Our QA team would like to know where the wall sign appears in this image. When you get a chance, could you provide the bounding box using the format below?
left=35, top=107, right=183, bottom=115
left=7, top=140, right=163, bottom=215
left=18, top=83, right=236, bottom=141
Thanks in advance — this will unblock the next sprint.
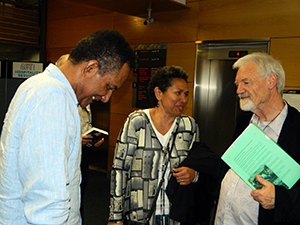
left=132, top=43, right=167, bottom=108
left=12, top=62, right=43, bottom=78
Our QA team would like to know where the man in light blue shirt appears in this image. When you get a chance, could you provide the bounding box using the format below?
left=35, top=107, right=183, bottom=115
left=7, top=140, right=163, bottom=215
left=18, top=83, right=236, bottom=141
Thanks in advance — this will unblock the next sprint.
left=0, top=30, right=135, bottom=224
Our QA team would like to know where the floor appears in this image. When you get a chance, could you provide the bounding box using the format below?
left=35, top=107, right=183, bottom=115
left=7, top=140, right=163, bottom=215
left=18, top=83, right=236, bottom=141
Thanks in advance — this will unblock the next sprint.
left=81, top=170, right=216, bottom=225
left=82, top=169, right=110, bottom=225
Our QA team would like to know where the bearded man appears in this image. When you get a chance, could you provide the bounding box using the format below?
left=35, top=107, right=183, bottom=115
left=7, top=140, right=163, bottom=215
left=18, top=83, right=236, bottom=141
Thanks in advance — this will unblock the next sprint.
left=215, top=52, right=300, bottom=225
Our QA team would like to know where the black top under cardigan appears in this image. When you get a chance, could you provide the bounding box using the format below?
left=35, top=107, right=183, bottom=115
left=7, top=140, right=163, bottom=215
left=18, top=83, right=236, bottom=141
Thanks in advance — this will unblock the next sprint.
left=166, top=142, right=224, bottom=224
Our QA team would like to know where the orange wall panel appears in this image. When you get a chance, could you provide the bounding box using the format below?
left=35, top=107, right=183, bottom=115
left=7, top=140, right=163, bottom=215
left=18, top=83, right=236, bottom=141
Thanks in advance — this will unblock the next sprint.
left=108, top=113, right=128, bottom=149
left=270, top=38, right=300, bottom=89
left=46, top=48, right=72, bottom=64
left=108, top=146, right=116, bottom=170
left=197, top=0, right=300, bottom=41
left=166, top=42, right=196, bottom=83
left=46, top=14, right=114, bottom=49
left=114, top=2, right=199, bottom=44
left=47, top=0, right=109, bottom=21
left=110, top=79, right=138, bottom=116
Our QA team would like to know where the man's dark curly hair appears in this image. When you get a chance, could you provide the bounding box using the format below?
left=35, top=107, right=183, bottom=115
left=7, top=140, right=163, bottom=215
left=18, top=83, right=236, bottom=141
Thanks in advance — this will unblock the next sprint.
left=69, top=30, right=135, bottom=76
left=148, top=66, right=188, bottom=107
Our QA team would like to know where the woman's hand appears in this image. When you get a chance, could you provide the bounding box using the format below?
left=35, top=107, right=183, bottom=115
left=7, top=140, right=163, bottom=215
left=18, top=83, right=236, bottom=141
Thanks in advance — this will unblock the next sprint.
left=172, top=166, right=195, bottom=185
left=94, top=137, right=104, bottom=147
left=81, top=134, right=104, bottom=147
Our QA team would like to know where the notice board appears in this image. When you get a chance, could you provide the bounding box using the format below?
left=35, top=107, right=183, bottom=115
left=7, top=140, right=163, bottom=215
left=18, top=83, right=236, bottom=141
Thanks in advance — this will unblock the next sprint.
left=132, top=43, right=167, bottom=109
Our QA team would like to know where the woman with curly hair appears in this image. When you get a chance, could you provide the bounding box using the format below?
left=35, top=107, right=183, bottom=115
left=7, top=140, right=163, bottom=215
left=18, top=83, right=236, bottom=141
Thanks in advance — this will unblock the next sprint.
left=108, top=66, right=201, bottom=225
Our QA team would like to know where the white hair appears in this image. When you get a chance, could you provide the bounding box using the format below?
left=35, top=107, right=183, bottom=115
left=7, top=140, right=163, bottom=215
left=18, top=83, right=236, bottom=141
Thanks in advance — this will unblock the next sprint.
left=55, top=54, right=70, bottom=67
left=233, top=52, right=285, bottom=94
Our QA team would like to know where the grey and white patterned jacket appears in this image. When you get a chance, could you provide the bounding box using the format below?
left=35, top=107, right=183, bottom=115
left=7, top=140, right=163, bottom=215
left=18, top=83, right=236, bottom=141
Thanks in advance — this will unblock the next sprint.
left=108, top=110, right=200, bottom=224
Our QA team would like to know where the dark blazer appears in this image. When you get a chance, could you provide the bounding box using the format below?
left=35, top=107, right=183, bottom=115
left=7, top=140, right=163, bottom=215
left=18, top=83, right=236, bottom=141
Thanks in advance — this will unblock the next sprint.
left=233, top=104, right=300, bottom=225
left=166, top=142, right=224, bottom=225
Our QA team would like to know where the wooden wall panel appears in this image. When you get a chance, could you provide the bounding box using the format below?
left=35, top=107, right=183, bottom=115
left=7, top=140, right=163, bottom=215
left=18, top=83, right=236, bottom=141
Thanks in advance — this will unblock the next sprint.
left=270, top=38, right=300, bottom=89
left=110, top=78, right=138, bottom=116
left=46, top=48, right=72, bottom=64
left=46, top=14, right=114, bottom=49
left=47, top=0, right=114, bottom=51
left=166, top=42, right=196, bottom=117
left=166, top=42, right=196, bottom=83
left=108, top=113, right=128, bottom=169
left=47, top=0, right=109, bottom=21
left=114, top=1, right=199, bottom=44
left=197, top=0, right=300, bottom=41
left=108, top=146, right=116, bottom=170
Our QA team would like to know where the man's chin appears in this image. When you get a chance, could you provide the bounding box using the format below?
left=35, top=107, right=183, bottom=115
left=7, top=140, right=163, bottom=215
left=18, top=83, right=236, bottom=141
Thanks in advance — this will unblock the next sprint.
left=240, top=100, right=256, bottom=111
left=79, top=102, right=89, bottom=108
left=79, top=98, right=93, bottom=108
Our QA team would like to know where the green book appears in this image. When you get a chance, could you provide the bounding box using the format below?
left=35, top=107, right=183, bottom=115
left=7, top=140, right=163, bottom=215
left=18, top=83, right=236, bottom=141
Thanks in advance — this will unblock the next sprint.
left=221, top=123, right=300, bottom=190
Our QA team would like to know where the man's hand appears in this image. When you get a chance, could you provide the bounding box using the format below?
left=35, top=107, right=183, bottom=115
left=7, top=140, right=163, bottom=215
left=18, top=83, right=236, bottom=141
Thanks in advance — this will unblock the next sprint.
left=82, top=135, right=92, bottom=146
left=172, top=166, right=195, bottom=186
left=250, top=174, right=275, bottom=210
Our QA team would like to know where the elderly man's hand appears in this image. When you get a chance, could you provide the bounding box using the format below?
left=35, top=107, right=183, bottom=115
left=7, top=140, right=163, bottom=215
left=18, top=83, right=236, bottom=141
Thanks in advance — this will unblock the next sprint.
left=82, top=135, right=93, bottom=146
left=250, top=174, right=275, bottom=210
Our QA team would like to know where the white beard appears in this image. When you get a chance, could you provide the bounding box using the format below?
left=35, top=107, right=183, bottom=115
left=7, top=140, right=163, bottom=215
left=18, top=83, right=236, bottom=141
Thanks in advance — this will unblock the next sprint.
left=239, top=98, right=257, bottom=111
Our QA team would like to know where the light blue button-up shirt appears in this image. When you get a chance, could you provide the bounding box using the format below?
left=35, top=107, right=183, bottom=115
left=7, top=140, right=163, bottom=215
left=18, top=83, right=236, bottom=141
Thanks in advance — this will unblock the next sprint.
left=0, top=64, right=82, bottom=224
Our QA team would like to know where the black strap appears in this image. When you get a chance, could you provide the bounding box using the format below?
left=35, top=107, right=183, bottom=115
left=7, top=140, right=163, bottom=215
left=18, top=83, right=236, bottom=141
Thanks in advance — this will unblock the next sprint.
left=145, top=126, right=178, bottom=222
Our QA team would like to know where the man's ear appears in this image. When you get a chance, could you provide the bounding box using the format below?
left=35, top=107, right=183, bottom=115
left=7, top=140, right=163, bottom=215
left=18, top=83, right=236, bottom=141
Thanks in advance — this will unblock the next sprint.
left=268, top=73, right=277, bottom=90
left=154, top=86, right=162, bottom=101
left=83, top=60, right=99, bottom=77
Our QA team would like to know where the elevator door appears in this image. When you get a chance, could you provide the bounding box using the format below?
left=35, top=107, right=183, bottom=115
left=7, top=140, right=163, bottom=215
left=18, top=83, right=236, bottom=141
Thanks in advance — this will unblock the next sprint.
left=194, top=59, right=239, bottom=156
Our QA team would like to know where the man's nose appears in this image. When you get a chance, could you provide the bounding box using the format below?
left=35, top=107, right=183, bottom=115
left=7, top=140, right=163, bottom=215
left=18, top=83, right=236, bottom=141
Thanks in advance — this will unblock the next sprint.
left=236, top=84, right=243, bottom=95
left=100, top=90, right=113, bottom=103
